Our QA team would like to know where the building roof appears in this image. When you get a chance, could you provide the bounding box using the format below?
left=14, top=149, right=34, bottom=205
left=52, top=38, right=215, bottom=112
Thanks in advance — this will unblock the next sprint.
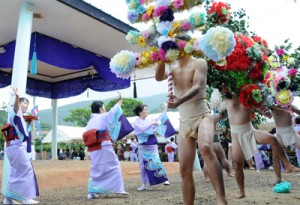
left=0, top=0, right=150, bottom=98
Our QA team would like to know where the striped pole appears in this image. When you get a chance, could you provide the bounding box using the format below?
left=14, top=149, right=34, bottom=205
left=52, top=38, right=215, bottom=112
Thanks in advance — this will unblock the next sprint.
left=167, top=64, right=173, bottom=102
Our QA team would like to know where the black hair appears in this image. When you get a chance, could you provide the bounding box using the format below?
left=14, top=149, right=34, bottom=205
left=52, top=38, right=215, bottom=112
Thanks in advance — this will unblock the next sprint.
left=91, top=101, right=104, bottom=113
left=295, top=116, right=300, bottom=125
left=19, top=97, right=29, bottom=104
left=170, top=137, right=174, bottom=142
left=134, top=104, right=147, bottom=116
left=269, top=127, right=276, bottom=134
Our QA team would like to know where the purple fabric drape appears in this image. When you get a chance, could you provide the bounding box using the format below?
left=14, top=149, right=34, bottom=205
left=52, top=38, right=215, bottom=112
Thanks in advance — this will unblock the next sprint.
left=0, top=32, right=130, bottom=99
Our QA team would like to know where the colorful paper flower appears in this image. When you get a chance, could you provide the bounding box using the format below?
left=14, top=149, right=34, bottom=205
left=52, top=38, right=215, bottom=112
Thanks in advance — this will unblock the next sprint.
left=166, top=49, right=180, bottom=61
left=207, top=1, right=230, bottom=24
left=127, top=10, right=139, bottom=23
left=110, top=50, right=135, bottom=79
left=199, top=26, right=235, bottom=62
left=276, top=48, right=285, bottom=56
left=126, top=30, right=139, bottom=44
left=239, top=84, right=263, bottom=109
left=275, top=90, right=293, bottom=107
left=288, top=68, right=298, bottom=76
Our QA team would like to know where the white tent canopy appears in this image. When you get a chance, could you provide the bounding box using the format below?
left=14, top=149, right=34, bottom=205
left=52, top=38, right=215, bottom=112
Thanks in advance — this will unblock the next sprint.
left=43, top=125, right=86, bottom=143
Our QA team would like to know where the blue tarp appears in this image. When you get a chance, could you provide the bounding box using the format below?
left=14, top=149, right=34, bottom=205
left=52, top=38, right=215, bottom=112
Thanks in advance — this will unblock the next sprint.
left=0, top=32, right=130, bottom=99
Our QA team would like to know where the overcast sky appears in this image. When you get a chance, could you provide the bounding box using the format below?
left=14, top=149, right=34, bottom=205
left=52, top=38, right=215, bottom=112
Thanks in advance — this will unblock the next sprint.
left=1, top=0, right=299, bottom=110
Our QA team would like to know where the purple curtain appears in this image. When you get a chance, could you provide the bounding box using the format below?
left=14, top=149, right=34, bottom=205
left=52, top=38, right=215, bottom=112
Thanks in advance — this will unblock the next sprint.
left=0, top=32, right=130, bottom=99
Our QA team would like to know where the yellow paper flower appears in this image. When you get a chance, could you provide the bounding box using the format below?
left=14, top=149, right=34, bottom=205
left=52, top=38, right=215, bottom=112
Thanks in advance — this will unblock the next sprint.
left=140, top=51, right=151, bottom=65
left=276, top=90, right=293, bottom=107
left=171, top=21, right=181, bottom=33
left=283, top=55, right=289, bottom=62
left=137, top=36, right=147, bottom=47
left=147, top=5, right=154, bottom=16
left=166, top=49, right=180, bottom=62
left=268, top=56, right=280, bottom=68
left=168, top=32, right=174, bottom=38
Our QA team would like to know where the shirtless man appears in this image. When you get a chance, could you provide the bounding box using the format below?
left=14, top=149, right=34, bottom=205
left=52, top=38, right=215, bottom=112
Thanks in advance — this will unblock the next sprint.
left=271, top=105, right=300, bottom=183
left=156, top=56, right=226, bottom=205
left=203, top=112, right=234, bottom=182
left=225, top=94, right=300, bottom=199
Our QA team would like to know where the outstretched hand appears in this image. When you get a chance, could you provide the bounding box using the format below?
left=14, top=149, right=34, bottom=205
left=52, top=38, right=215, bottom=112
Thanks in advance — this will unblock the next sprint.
left=12, top=87, right=19, bottom=96
left=116, top=91, right=122, bottom=104
left=167, top=94, right=180, bottom=109
left=116, top=91, right=122, bottom=100
left=162, top=102, right=168, bottom=112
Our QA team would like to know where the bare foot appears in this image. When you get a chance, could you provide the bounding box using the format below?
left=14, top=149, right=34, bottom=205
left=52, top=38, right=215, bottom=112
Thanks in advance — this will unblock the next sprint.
left=216, top=197, right=227, bottom=205
left=272, top=179, right=282, bottom=185
left=203, top=178, right=210, bottom=183
left=285, top=164, right=300, bottom=173
left=227, top=173, right=234, bottom=177
left=249, top=167, right=255, bottom=170
left=235, top=192, right=245, bottom=199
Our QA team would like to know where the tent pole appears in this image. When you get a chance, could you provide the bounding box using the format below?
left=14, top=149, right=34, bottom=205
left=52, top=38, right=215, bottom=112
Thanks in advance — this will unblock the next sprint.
left=51, top=99, right=58, bottom=159
left=2, top=2, right=34, bottom=196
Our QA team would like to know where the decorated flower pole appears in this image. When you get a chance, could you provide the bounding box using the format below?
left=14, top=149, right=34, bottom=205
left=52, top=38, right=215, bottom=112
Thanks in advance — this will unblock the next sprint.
left=110, top=0, right=235, bottom=101
left=167, top=64, right=174, bottom=102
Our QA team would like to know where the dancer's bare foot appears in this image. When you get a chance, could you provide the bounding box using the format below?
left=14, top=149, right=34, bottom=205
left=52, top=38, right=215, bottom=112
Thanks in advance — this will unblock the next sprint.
left=216, top=197, right=227, bottom=205
left=249, top=167, right=255, bottom=170
left=273, top=179, right=282, bottom=185
left=227, top=173, right=234, bottom=177
left=285, top=164, right=300, bottom=173
left=235, top=192, right=245, bottom=199
left=203, top=177, right=210, bottom=183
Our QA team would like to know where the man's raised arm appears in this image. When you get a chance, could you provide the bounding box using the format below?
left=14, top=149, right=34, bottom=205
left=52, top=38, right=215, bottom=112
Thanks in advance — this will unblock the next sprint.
left=155, top=63, right=167, bottom=81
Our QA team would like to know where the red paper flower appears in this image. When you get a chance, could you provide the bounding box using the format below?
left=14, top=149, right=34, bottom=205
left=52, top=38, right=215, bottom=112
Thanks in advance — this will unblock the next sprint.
left=226, top=35, right=254, bottom=71
left=207, top=2, right=231, bottom=24
left=239, top=84, right=263, bottom=109
left=209, top=59, right=227, bottom=71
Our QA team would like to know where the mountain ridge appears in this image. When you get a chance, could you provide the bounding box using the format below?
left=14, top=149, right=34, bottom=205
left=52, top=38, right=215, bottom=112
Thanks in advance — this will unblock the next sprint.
left=39, top=93, right=169, bottom=127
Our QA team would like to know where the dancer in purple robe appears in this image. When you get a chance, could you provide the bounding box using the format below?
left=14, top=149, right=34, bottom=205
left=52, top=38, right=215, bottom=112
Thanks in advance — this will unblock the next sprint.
left=133, top=103, right=176, bottom=191
left=129, top=137, right=138, bottom=162
left=85, top=92, right=132, bottom=199
left=2, top=88, right=39, bottom=204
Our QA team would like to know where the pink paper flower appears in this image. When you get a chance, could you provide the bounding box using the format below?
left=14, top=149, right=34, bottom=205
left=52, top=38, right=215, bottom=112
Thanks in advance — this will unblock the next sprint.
left=150, top=51, right=159, bottom=61
left=158, top=48, right=167, bottom=62
left=288, top=68, right=298, bottom=76
left=173, top=0, right=184, bottom=9
left=181, top=22, right=192, bottom=30
left=153, top=6, right=168, bottom=17
left=142, top=13, right=150, bottom=21
left=276, top=48, right=285, bottom=56
left=177, top=40, right=186, bottom=50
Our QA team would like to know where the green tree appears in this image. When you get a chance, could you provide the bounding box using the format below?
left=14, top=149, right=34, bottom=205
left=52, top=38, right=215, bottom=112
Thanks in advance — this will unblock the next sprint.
left=0, top=102, right=8, bottom=149
left=63, top=107, right=91, bottom=127
left=106, top=98, right=143, bottom=117
left=63, top=98, right=143, bottom=126
left=0, top=102, right=8, bottom=125
left=0, top=123, right=5, bottom=150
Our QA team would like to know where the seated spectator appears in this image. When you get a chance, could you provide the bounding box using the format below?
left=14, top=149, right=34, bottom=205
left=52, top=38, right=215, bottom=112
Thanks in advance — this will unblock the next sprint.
left=71, top=148, right=78, bottom=160
left=78, top=148, right=85, bottom=160
left=59, top=149, right=67, bottom=160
